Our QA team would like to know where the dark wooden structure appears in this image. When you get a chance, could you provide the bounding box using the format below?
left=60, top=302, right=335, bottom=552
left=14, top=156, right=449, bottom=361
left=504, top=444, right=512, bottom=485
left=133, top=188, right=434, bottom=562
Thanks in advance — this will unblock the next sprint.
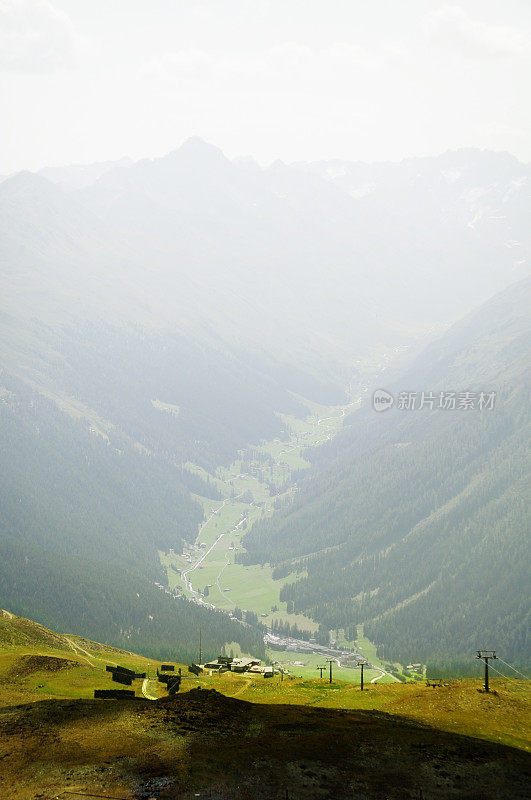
left=112, top=672, right=133, bottom=685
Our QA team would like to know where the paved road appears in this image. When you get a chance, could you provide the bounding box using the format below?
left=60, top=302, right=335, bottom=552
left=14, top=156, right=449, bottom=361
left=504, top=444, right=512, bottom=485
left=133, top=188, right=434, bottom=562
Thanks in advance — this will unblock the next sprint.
left=195, top=499, right=229, bottom=544
left=180, top=403, right=354, bottom=603
left=182, top=531, right=225, bottom=593
left=181, top=494, right=244, bottom=596
left=371, top=668, right=401, bottom=683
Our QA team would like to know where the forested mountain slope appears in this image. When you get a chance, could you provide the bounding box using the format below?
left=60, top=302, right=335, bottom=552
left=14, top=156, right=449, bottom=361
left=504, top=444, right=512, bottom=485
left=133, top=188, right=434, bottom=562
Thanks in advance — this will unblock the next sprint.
left=0, top=372, right=265, bottom=661
left=0, top=531, right=264, bottom=664
left=241, top=279, right=531, bottom=667
left=0, top=372, right=201, bottom=576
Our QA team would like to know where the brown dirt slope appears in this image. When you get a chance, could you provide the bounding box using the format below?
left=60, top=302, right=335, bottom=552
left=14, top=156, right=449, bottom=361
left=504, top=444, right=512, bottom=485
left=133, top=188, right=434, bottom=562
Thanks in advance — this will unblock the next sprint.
left=0, top=688, right=529, bottom=800
left=7, top=654, right=79, bottom=677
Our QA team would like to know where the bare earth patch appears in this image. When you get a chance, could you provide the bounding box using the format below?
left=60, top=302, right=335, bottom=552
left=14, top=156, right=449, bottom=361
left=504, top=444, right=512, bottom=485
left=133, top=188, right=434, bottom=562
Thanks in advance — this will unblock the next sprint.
left=8, top=655, right=80, bottom=678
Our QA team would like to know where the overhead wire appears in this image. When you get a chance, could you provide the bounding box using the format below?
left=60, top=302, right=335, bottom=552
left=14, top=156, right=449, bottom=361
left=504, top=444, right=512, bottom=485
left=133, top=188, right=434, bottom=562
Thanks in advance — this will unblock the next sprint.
left=482, top=661, right=519, bottom=682
left=496, top=657, right=530, bottom=681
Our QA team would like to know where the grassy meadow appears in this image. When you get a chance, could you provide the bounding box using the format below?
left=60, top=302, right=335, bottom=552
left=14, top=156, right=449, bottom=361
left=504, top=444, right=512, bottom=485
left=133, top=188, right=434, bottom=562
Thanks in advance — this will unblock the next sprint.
left=159, top=395, right=350, bottom=633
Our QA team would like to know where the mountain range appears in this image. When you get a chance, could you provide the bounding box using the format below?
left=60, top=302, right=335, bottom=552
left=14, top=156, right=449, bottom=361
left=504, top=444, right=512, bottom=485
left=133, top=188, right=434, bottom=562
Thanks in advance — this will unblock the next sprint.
left=0, top=139, right=529, bottom=664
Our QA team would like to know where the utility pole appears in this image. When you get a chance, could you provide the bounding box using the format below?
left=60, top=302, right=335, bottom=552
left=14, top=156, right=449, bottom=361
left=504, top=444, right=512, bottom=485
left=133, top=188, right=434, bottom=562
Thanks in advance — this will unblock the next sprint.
left=317, top=665, right=326, bottom=679
left=476, top=650, right=497, bottom=692
left=199, top=627, right=202, bottom=665
left=357, top=658, right=369, bottom=690
left=326, top=658, right=334, bottom=684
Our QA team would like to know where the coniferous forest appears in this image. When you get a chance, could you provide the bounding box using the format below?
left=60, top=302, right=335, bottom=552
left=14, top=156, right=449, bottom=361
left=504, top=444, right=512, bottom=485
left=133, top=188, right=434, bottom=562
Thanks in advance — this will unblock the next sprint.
left=240, top=279, right=531, bottom=669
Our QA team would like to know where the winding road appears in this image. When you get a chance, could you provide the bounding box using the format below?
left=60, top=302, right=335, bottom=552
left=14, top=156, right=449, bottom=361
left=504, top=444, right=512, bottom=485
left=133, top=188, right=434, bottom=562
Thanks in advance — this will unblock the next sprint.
left=371, top=668, right=401, bottom=683
left=181, top=495, right=245, bottom=595
left=179, top=403, right=355, bottom=606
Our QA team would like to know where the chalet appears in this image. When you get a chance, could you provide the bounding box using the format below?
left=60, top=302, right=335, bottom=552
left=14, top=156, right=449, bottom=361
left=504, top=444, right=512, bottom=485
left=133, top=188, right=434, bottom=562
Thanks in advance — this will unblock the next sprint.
left=203, top=655, right=231, bottom=671
left=230, top=657, right=257, bottom=673
left=203, top=655, right=261, bottom=673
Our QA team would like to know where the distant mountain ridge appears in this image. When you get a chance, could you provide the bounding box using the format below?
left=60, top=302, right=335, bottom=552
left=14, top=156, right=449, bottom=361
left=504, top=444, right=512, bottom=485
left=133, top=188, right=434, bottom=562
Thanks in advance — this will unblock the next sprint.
left=4, top=141, right=529, bottom=335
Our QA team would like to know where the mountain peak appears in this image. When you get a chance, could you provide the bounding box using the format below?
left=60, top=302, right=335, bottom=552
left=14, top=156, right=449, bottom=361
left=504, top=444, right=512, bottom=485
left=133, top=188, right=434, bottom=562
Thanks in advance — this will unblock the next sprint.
left=0, top=170, right=63, bottom=202
left=165, top=137, right=228, bottom=165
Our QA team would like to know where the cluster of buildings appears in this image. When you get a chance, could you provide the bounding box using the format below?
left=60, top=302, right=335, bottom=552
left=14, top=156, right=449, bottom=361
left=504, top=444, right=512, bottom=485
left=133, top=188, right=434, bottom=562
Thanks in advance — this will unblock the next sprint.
left=202, top=655, right=268, bottom=674
left=265, top=631, right=370, bottom=668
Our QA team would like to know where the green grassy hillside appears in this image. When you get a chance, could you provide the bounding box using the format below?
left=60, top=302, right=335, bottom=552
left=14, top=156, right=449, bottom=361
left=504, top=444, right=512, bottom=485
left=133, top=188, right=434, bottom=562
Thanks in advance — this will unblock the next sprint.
left=1, top=610, right=528, bottom=799
left=1, top=609, right=529, bottom=752
left=0, top=608, right=160, bottom=707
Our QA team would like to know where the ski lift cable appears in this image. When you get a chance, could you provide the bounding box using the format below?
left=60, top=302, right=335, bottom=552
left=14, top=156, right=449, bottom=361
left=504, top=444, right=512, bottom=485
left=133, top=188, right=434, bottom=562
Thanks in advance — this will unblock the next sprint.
left=496, top=657, right=530, bottom=681
left=483, top=661, right=519, bottom=682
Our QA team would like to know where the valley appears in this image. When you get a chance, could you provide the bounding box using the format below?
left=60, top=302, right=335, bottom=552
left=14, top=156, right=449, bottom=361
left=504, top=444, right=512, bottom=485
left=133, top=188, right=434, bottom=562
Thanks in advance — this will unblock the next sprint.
left=161, top=396, right=353, bottom=621
left=157, top=395, right=397, bottom=680
left=1, top=142, right=529, bottom=673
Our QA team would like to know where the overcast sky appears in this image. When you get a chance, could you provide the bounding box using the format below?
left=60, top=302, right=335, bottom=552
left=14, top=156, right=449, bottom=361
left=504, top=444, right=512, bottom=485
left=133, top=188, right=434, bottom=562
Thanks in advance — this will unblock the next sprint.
left=1, top=0, right=530, bottom=173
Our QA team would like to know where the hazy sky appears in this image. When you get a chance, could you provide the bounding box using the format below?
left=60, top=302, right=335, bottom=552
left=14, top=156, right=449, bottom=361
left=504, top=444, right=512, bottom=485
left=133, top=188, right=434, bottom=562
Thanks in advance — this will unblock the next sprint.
left=1, top=0, right=530, bottom=172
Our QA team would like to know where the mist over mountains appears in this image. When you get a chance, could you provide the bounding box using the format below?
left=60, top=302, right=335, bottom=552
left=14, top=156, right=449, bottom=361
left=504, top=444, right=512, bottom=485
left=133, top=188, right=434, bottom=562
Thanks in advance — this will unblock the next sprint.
left=2, top=140, right=528, bottom=439
left=3, top=139, right=529, bottom=338
left=0, top=139, right=529, bottom=663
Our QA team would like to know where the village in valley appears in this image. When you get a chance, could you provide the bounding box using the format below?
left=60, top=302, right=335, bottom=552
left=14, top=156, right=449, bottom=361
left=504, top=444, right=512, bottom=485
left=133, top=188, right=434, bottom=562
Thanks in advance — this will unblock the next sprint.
left=153, top=395, right=414, bottom=685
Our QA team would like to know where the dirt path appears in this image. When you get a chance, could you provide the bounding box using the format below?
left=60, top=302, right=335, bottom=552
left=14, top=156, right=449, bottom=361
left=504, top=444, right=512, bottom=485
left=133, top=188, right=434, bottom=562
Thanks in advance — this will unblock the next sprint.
left=232, top=676, right=252, bottom=697
left=371, top=668, right=400, bottom=683
left=141, top=678, right=158, bottom=700
left=64, top=637, right=98, bottom=667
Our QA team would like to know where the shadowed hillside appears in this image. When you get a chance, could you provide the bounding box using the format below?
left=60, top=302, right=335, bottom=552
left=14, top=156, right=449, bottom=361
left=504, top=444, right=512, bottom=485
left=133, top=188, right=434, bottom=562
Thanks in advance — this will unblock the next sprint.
left=0, top=688, right=529, bottom=799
